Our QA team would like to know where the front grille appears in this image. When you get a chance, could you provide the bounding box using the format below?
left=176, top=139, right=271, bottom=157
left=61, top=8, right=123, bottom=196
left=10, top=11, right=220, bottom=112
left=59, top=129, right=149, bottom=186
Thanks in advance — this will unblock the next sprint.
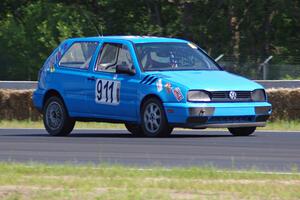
left=208, top=116, right=254, bottom=123
left=211, top=92, right=226, bottom=99
left=211, top=91, right=251, bottom=102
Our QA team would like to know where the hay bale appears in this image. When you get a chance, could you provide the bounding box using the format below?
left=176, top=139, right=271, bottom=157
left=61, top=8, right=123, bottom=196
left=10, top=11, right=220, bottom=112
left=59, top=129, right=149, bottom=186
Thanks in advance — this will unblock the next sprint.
left=1, top=88, right=300, bottom=122
left=7, top=90, right=30, bottom=120
left=267, top=89, right=289, bottom=120
left=286, top=89, right=300, bottom=120
left=267, top=88, right=300, bottom=121
left=29, top=94, right=42, bottom=121
left=0, top=90, right=10, bottom=120
left=0, top=89, right=41, bottom=121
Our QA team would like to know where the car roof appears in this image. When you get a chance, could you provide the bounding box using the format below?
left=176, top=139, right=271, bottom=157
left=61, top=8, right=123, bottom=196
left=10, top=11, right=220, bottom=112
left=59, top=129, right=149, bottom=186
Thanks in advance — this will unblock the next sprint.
left=66, top=36, right=189, bottom=44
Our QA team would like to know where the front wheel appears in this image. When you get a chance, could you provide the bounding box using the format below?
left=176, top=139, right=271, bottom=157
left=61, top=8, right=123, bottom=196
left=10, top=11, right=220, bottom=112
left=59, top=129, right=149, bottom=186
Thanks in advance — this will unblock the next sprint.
left=228, top=127, right=256, bottom=136
left=43, top=96, right=75, bottom=136
left=141, top=98, right=173, bottom=137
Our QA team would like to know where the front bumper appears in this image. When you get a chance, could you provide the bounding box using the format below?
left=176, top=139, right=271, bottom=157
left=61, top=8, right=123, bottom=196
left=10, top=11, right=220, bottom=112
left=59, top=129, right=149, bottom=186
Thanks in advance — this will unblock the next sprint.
left=163, top=102, right=272, bottom=129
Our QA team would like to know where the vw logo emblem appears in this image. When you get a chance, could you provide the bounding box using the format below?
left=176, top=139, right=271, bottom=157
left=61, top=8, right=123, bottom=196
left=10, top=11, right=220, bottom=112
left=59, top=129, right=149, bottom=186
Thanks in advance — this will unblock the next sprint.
left=229, top=91, right=237, bottom=100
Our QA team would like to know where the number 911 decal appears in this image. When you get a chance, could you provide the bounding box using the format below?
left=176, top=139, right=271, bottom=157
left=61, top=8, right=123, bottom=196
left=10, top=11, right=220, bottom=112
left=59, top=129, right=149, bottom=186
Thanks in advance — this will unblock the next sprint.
left=95, top=79, right=120, bottom=105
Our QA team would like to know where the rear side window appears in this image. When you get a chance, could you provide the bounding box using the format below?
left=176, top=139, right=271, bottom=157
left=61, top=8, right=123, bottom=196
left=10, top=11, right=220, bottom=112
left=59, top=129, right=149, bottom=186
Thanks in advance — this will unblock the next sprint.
left=95, top=43, right=133, bottom=73
left=59, top=42, right=98, bottom=69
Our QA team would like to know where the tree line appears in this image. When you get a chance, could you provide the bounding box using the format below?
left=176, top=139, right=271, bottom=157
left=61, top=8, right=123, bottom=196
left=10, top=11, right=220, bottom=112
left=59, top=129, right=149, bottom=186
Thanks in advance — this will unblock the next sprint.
left=0, top=0, right=299, bottom=80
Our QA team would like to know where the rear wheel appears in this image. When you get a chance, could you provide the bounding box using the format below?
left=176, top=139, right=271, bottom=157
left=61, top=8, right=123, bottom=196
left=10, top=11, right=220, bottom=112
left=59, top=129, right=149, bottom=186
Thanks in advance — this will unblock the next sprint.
left=228, top=127, right=256, bottom=136
left=141, top=98, right=173, bottom=137
left=43, top=96, right=75, bottom=136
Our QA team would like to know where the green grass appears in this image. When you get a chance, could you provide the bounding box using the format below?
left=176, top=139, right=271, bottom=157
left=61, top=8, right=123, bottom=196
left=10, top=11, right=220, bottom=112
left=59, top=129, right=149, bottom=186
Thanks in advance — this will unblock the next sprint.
left=0, top=162, right=299, bottom=200
left=0, top=120, right=124, bottom=129
left=258, top=120, right=300, bottom=131
left=1, top=120, right=300, bottom=131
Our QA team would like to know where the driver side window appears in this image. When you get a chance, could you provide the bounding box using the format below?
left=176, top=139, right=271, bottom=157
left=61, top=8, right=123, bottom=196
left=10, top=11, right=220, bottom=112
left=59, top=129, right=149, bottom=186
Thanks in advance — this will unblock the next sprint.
left=95, top=43, right=133, bottom=73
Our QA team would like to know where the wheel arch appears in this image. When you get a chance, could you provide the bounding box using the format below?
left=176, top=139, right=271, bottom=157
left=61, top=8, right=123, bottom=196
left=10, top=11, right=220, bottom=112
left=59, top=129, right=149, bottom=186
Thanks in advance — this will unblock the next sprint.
left=140, top=94, right=163, bottom=113
left=139, top=94, right=170, bottom=123
left=139, top=93, right=173, bottom=137
left=43, top=89, right=65, bottom=109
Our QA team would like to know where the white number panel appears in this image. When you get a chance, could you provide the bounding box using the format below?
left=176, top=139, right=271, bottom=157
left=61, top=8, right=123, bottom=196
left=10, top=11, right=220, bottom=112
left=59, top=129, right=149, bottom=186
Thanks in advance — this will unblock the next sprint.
left=95, top=79, right=120, bottom=105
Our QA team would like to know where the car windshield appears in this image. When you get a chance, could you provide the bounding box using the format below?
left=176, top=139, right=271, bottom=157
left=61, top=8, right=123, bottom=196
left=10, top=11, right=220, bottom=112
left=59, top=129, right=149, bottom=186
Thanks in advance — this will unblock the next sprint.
left=135, top=42, right=220, bottom=71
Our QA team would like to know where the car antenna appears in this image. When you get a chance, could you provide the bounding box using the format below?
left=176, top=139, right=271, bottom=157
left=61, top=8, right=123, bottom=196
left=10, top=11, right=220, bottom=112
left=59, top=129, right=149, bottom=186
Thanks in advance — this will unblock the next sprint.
left=82, top=11, right=102, bottom=37
left=99, top=25, right=104, bottom=37
left=91, top=19, right=102, bottom=38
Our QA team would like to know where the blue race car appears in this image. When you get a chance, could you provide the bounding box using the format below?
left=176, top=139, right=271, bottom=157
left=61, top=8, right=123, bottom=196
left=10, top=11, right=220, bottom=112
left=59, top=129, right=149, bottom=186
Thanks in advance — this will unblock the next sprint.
left=33, top=36, right=272, bottom=137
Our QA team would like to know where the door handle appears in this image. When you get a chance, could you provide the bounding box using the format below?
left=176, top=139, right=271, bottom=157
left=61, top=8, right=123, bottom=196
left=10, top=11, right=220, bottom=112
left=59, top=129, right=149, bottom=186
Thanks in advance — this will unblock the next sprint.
left=87, top=76, right=96, bottom=81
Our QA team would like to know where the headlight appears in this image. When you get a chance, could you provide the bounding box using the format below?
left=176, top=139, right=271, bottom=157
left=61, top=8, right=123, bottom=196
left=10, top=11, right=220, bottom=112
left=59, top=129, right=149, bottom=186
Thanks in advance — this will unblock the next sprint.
left=251, top=89, right=266, bottom=102
left=188, top=90, right=211, bottom=102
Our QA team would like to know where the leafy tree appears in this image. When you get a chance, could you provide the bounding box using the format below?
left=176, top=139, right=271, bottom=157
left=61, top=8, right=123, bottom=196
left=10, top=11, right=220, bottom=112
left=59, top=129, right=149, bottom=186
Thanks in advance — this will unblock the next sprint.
left=0, top=0, right=299, bottom=80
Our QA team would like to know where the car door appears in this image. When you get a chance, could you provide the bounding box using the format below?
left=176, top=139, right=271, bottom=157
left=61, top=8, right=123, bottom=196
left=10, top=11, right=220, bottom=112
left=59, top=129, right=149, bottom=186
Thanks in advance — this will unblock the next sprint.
left=86, top=41, right=139, bottom=121
left=56, top=41, right=99, bottom=116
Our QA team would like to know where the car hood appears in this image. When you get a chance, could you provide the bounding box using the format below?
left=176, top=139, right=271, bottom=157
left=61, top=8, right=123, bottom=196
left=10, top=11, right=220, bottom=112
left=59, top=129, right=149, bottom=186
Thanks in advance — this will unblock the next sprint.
left=147, top=70, right=263, bottom=91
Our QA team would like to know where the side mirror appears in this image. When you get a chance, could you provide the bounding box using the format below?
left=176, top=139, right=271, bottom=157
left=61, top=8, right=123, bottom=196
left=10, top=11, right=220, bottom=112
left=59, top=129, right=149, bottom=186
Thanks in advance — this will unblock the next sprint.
left=116, top=65, right=135, bottom=75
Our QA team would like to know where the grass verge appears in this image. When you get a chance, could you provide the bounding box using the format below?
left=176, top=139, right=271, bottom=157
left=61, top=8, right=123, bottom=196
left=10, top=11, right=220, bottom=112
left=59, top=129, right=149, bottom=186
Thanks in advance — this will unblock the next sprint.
left=0, top=162, right=299, bottom=200
left=257, top=120, right=300, bottom=131
left=0, top=120, right=300, bottom=131
left=0, top=120, right=124, bottom=129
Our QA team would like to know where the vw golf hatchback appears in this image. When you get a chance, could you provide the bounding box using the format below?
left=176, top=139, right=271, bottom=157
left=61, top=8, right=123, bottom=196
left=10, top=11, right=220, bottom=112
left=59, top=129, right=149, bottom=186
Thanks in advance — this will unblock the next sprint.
left=33, top=36, right=272, bottom=137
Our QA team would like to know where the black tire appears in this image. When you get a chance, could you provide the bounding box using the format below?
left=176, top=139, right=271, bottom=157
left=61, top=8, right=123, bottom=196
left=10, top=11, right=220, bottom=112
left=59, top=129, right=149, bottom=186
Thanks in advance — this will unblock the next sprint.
left=43, top=96, right=75, bottom=136
left=228, top=127, right=256, bottom=136
left=125, top=123, right=144, bottom=137
left=140, top=98, right=173, bottom=137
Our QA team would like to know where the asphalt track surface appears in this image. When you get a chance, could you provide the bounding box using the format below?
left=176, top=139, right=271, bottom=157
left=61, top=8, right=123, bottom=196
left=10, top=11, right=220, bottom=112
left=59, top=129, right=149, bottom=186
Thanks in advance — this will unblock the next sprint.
left=0, top=129, right=299, bottom=172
